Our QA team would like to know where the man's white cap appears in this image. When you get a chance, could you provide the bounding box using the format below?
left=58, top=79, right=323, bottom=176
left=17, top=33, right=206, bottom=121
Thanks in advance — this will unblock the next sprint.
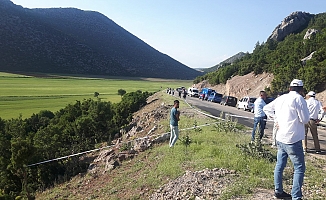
left=307, top=91, right=315, bottom=96
left=290, top=79, right=303, bottom=87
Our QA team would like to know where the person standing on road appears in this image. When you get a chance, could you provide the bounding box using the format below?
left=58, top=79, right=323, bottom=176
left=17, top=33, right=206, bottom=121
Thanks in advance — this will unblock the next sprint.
left=251, top=91, right=267, bottom=141
left=183, top=89, right=187, bottom=99
left=169, top=100, right=180, bottom=147
left=303, top=91, right=324, bottom=153
left=263, top=79, right=310, bottom=200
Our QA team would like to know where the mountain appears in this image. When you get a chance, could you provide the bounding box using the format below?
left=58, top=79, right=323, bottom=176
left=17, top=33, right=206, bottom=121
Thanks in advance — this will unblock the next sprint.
left=0, top=0, right=202, bottom=79
left=194, top=11, right=326, bottom=95
left=201, top=52, right=247, bottom=73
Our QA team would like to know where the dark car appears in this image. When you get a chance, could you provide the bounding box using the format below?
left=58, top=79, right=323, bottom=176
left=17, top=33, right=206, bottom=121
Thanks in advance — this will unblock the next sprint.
left=250, top=97, right=276, bottom=113
left=220, top=96, right=238, bottom=107
left=207, top=92, right=223, bottom=103
left=265, top=97, right=275, bottom=104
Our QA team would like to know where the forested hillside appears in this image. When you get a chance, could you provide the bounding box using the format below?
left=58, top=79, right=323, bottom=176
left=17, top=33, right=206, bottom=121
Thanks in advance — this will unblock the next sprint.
left=195, top=12, right=326, bottom=95
left=0, top=91, right=152, bottom=199
left=0, top=0, right=202, bottom=79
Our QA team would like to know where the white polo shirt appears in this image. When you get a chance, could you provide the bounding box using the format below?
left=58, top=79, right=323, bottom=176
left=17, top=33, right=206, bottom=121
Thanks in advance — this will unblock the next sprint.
left=306, top=97, right=324, bottom=120
left=263, top=91, right=310, bottom=144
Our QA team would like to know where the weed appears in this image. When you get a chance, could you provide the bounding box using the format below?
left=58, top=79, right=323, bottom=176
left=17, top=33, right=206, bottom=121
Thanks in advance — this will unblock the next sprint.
left=214, top=112, right=238, bottom=133
left=120, top=142, right=133, bottom=152
left=236, top=122, right=276, bottom=162
left=180, top=134, right=192, bottom=154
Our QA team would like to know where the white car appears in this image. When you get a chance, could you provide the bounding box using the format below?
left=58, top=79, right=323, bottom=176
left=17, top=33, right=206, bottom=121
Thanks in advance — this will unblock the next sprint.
left=237, top=96, right=257, bottom=111
left=187, top=87, right=199, bottom=97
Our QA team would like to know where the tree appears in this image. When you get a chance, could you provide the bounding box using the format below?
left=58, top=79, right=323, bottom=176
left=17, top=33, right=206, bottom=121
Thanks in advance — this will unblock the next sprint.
left=94, top=92, right=99, bottom=98
left=117, top=89, right=126, bottom=98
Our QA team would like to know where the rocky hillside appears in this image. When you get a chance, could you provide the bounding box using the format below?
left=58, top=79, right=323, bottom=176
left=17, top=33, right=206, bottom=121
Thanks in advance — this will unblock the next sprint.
left=195, top=72, right=326, bottom=105
left=0, top=0, right=202, bottom=79
left=195, top=11, right=326, bottom=95
left=269, top=11, right=313, bottom=41
left=194, top=72, right=274, bottom=98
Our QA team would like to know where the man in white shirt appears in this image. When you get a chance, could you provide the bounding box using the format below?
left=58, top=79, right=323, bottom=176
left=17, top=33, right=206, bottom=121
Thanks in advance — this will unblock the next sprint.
left=263, top=79, right=309, bottom=200
left=303, top=91, right=324, bottom=153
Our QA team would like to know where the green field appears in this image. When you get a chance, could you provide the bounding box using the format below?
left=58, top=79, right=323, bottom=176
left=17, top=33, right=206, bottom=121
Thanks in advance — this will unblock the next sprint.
left=0, top=72, right=192, bottom=119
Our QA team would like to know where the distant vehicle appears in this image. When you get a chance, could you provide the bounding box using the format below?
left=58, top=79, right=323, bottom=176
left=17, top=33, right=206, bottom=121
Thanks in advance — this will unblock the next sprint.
left=220, top=96, right=238, bottom=107
left=251, top=97, right=276, bottom=113
left=207, top=92, right=223, bottom=103
left=199, top=88, right=215, bottom=100
left=187, top=87, right=199, bottom=97
left=237, top=96, right=256, bottom=111
left=265, top=97, right=275, bottom=104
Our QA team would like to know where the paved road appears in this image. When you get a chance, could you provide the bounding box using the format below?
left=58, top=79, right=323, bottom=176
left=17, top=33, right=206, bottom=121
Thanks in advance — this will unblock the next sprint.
left=185, top=96, right=326, bottom=155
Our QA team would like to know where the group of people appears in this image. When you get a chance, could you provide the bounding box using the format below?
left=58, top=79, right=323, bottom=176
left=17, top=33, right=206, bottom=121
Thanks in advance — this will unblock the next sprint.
left=170, top=79, right=324, bottom=200
left=251, top=79, right=325, bottom=200
left=166, top=87, right=187, bottom=99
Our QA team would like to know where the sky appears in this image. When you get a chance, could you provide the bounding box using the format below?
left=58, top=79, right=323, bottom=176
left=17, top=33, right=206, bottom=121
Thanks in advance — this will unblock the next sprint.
left=10, top=0, right=326, bottom=69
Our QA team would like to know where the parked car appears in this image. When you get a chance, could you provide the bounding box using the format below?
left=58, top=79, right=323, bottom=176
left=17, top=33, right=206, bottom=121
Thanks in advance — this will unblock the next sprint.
left=199, top=88, right=215, bottom=100
left=237, top=96, right=256, bottom=111
left=207, top=92, right=223, bottom=103
left=187, top=87, right=199, bottom=97
left=220, top=96, right=238, bottom=107
left=265, top=97, right=275, bottom=104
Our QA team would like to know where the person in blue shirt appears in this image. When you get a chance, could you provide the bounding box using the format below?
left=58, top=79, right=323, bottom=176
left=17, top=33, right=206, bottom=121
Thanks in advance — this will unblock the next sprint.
left=169, top=100, right=180, bottom=147
left=251, top=90, right=267, bottom=141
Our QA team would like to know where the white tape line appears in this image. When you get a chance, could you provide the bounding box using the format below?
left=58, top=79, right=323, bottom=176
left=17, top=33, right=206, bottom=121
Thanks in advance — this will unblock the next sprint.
left=27, top=97, right=266, bottom=167
left=27, top=121, right=219, bottom=167
left=27, top=145, right=114, bottom=167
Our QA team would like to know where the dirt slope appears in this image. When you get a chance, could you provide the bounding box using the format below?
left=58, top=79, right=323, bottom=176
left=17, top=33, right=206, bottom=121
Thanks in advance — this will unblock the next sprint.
left=194, top=72, right=326, bottom=104
left=194, top=72, right=274, bottom=99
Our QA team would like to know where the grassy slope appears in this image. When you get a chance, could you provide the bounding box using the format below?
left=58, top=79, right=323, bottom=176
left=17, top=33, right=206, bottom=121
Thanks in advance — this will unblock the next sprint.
left=35, top=93, right=326, bottom=200
left=0, top=72, right=192, bottom=119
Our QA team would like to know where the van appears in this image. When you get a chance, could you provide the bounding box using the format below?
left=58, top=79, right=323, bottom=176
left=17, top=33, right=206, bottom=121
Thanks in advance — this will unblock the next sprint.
left=237, top=96, right=256, bottom=111
left=207, top=92, right=223, bottom=103
left=187, top=87, right=199, bottom=97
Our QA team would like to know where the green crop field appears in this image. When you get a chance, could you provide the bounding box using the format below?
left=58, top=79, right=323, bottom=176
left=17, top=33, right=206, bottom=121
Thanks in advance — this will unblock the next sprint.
left=0, top=72, right=193, bottom=119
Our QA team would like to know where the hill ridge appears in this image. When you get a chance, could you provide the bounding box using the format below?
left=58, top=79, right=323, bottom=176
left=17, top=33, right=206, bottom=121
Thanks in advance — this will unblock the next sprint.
left=0, top=1, right=202, bottom=79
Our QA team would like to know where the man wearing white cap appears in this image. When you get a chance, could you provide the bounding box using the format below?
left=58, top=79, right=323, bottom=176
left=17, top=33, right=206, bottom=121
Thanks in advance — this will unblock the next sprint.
left=263, top=79, right=309, bottom=200
left=303, top=91, right=324, bottom=153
